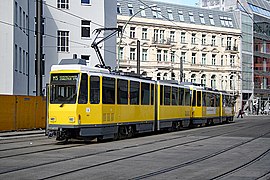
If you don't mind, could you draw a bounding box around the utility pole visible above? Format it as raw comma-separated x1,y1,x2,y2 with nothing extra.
180,56,183,82
137,40,140,75
36,0,43,96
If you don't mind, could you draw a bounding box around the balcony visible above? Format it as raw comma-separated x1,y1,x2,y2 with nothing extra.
151,38,173,47
225,46,238,52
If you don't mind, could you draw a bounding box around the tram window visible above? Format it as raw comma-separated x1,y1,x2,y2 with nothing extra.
90,76,100,104
185,89,191,106
210,93,215,107
197,91,201,106
78,73,88,104
179,88,184,105
117,79,128,104
102,77,115,104
172,87,178,105
130,81,140,105
151,84,154,105
141,82,150,105
164,86,171,105
192,90,196,106
216,94,220,107
160,85,164,105
202,92,206,106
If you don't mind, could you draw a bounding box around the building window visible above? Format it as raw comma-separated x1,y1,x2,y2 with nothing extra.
119,47,124,61
191,33,196,44
130,27,135,38
211,35,216,46
212,54,216,65
140,6,146,17
230,75,235,90
209,14,215,25
201,74,206,86
159,30,165,42
202,53,206,65
192,53,196,64
130,48,136,60
211,75,216,89
57,0,69,9
163,50,168,61
178,10,184,21
221,55,224,66
230,55,235,66
81,0,90,5
19,6,22,28
23,50,25,74
181,32,186,43
191,74,196,83
227,37,232,48
228,17,233,27
19,47,22,72
171,73,175,80
163,73,168,80
189,12,195,23
142,49,148,61
181,52,186,63
157,73,161,80
15,44,18,70
142,28,147,40
128,4,134,16
26,52,28,75
199,14,205,24
171,51,175,62
15,2,18,25
57,31,69,52
220,16,225,26
152,7,157,18
202,34,206,45
81,20,90,38
117,3,121,14
170,31,175,42
157,50,162,61
168,9,173,20
157,8,162,18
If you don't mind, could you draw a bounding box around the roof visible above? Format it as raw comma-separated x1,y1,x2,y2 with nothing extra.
117,0,239,29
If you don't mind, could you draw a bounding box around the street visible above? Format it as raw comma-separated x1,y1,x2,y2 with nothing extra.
0,116,269,180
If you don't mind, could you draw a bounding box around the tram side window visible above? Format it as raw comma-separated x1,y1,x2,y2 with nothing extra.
90,76,100,104
197,91,201,107
164,86,171,105
192,90,196,106
130,81,140,105
216,94,220,107
151,84,154,105
78,74,88,104
202,92,206,106
179,88,184,105
185,89,191,106
209,93,215,107
160,85,164,105
172,87,178,105
141,82,150,105
117,79,128,104
102,77,115,104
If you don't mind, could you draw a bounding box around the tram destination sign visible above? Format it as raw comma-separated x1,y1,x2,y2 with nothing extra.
51,74,78,82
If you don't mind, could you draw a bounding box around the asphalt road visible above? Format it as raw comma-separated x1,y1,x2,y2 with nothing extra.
0,116,269,180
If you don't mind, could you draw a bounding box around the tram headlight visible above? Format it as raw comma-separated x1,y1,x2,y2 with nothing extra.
69,117,75,123
50,117,56,122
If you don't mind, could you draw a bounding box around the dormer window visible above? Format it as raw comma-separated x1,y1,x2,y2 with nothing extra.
189,12,195,23
140,6,146,17
178,10,184,21
199,14,205,24
117,3,121,14
128,4,133,16
168,9,173,20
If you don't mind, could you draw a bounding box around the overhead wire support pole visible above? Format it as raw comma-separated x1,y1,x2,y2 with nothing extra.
36,0,43,96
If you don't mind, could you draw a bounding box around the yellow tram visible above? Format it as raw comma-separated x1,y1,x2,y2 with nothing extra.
48,59,235,141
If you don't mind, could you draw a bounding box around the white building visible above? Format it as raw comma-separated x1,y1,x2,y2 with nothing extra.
43,0,117,90
0,0,117,95
0,0,36,95
117,0,242,108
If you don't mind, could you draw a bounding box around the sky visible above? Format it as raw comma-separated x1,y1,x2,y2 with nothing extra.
155,0,199,7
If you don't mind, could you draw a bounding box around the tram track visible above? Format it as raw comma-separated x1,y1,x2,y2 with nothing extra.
129,131,270,180
210,148,270,180
1,122,265,179
0,121,268,178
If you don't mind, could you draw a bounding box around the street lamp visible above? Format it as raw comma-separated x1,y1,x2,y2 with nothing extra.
117,4,157,71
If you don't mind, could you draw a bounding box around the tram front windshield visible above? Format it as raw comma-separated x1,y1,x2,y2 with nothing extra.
50,73,80,104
